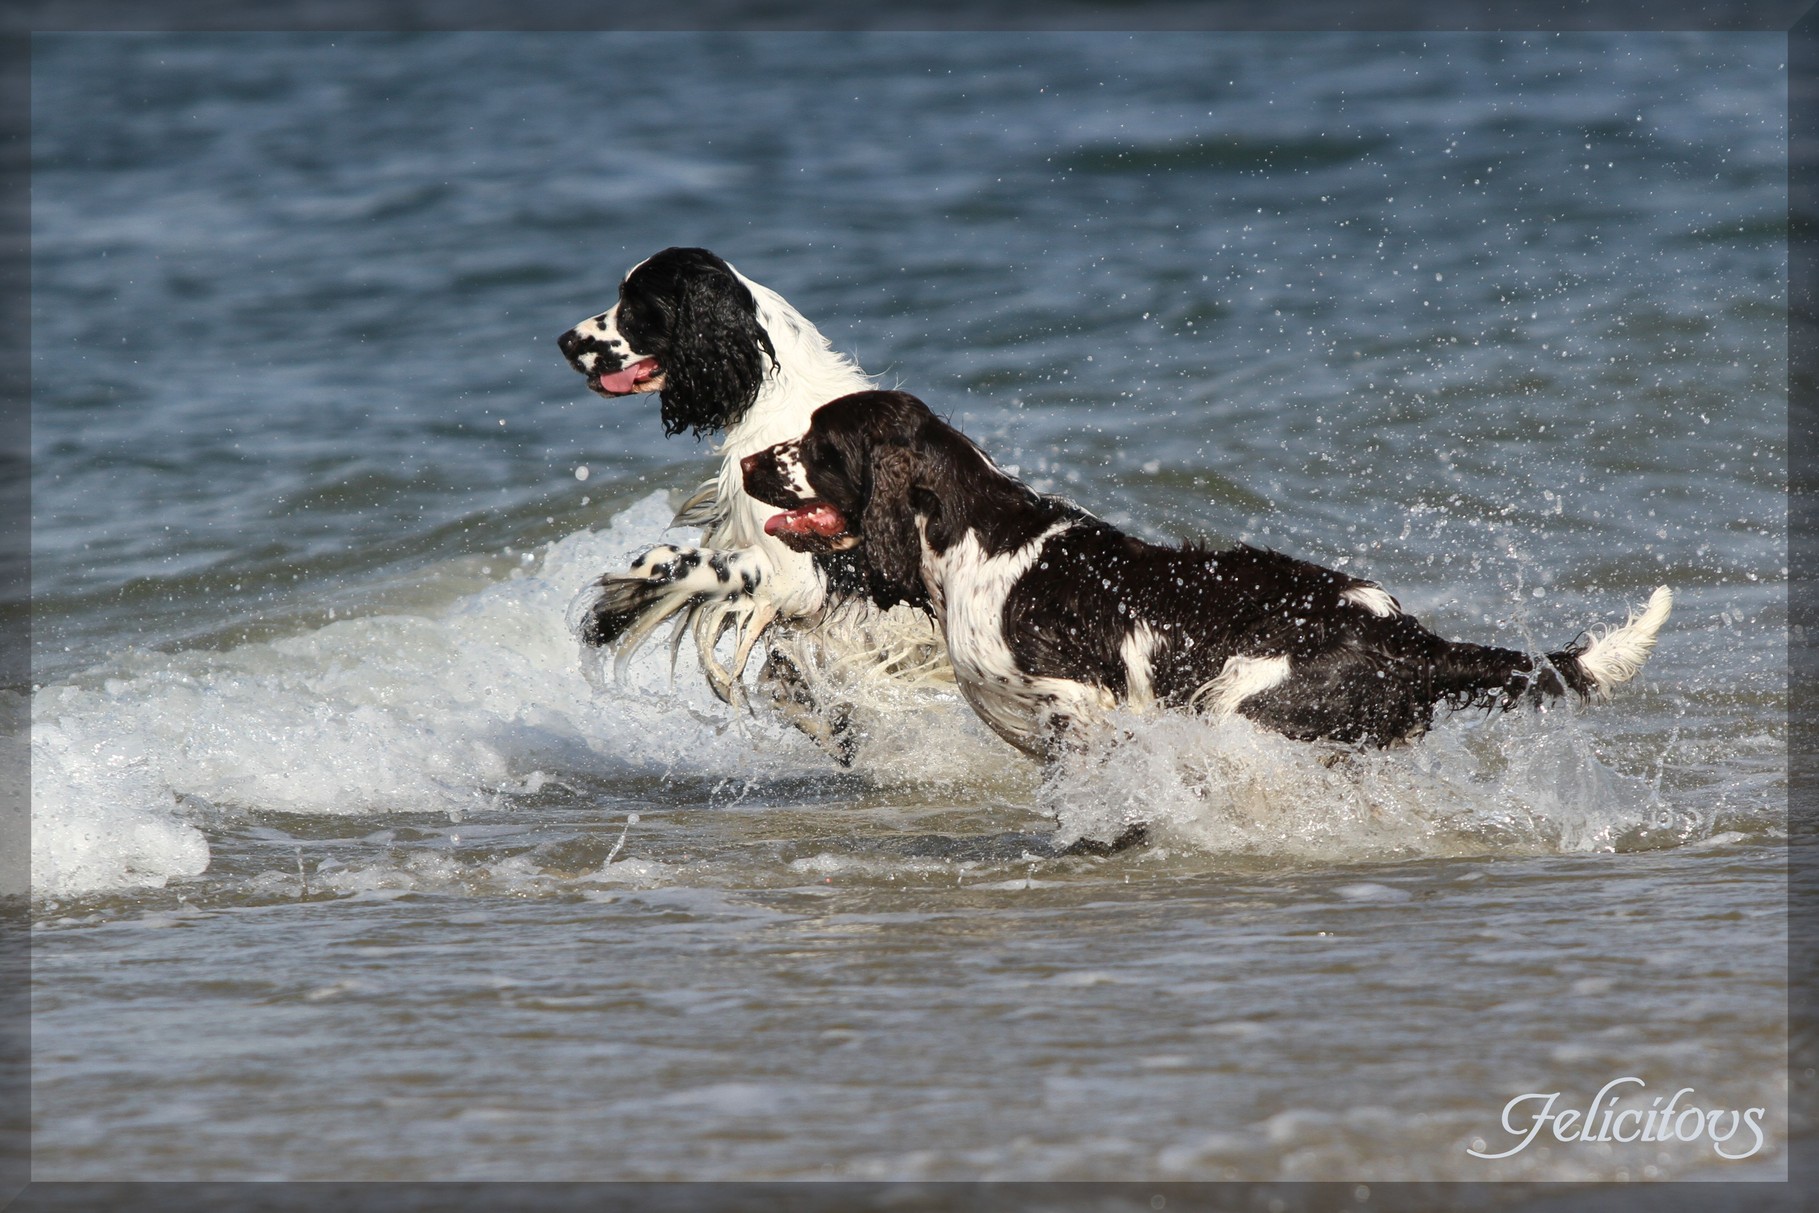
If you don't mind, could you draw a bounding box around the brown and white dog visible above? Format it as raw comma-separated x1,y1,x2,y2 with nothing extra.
743,390,1672,760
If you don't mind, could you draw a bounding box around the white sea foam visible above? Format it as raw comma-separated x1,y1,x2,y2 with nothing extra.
28,489,1702,900
31,720,210,898
30,491,998,900
1043,704,1690,861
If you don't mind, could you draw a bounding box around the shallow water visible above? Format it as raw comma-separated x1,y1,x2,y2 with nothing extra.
26,32,1788,1183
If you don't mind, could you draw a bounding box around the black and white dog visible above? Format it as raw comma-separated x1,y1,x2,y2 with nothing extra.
557,249,945,757
744,390,1672,759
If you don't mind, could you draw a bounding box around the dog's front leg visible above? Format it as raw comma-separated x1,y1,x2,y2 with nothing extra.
568,544,772,679
692,594,780,707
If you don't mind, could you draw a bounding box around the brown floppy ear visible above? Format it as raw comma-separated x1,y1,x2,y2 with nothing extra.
859,444,930,609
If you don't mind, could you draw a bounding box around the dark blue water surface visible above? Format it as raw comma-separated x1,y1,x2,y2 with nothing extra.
33,33,1784,664
28,33,1789,1183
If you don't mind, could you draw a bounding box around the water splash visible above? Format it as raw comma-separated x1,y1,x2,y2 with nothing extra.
27,491,1014,900
28,488,1716,901
1042,703,1703,862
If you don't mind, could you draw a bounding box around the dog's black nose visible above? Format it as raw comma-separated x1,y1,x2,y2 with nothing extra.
739,452,762,479
557,329,582,361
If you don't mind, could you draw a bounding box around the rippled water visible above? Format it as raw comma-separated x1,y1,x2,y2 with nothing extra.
27,32,1789,1184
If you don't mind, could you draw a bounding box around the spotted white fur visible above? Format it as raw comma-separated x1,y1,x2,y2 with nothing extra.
701,265,884,618
768,438,814,502
570,307,635,373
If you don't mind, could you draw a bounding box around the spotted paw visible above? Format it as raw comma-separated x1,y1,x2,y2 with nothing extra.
567,544,764,652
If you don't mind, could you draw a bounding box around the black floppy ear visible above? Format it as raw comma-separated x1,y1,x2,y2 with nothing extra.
659,269,780,438
859,445,932,610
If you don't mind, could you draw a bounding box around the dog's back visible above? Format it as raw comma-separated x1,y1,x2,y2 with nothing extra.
745,389,1670,759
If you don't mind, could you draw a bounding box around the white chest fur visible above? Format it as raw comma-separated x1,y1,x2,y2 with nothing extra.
919,521,1112,755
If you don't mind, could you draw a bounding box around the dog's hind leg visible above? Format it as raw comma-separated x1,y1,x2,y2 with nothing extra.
1057,822,1150,856
758,646,857,766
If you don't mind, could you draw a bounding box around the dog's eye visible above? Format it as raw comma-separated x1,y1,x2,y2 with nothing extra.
616,303,656,344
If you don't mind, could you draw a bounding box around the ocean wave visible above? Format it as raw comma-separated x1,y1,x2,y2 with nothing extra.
27,490,1032,902
30,490,1738,902
28,493,767,899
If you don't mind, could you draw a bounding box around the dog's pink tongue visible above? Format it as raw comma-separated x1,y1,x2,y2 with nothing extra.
596,358,659,394
765,503,847,538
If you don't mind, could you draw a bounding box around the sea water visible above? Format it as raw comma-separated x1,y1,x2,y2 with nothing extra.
26,32,1789,1183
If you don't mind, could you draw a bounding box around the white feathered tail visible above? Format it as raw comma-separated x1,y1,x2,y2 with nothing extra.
1569,585,1673,697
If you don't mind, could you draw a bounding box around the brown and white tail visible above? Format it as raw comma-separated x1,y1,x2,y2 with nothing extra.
1428,585,1674,712
1552,585,1674,698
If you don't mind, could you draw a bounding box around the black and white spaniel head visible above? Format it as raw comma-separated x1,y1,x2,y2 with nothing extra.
741,390,980,608
556,247,779,438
